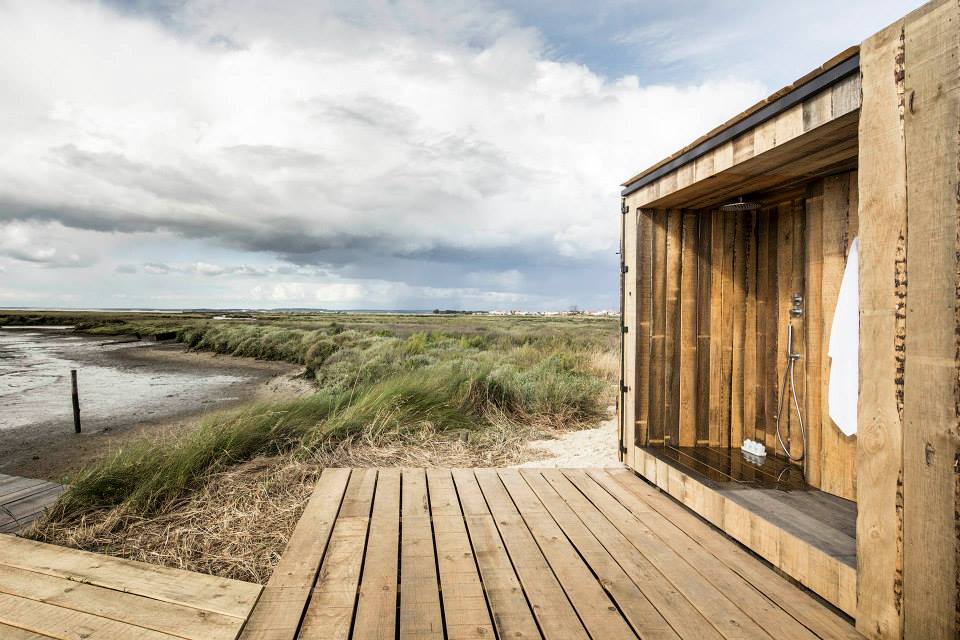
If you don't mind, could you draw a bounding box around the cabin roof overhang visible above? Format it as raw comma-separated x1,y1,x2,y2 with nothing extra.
622,47,862,211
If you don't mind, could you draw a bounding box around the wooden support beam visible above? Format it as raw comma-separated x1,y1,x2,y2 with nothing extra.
743,212,758,443
636,211,653,448
649,210,667,444
804,184,824,489
855,3,960,634
664,210,683,444
695,214,713,444
708,212,726,446
679,211,699,446
622,206,638,463
856,8,911,638
900,1,960,636
718,213,736,447
731,214,747,447
789,200,806,463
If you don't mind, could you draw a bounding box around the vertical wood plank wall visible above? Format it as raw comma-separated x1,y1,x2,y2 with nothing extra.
632,177,858,501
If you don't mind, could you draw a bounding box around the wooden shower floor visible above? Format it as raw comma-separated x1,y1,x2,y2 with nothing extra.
240,467,862,639
636,447,857,614
646,445,810,490
643,445,856,545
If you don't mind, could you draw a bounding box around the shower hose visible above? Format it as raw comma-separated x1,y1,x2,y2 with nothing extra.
775,323,806,462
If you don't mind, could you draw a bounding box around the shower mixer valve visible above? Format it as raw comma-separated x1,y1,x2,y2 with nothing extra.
790,294,803,318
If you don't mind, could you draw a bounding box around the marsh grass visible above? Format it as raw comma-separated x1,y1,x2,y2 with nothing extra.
13,311,618,579
19,313,615,515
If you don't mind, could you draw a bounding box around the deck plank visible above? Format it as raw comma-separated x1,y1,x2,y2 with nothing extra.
0,564,243,640
236,468,862,640
399,468,444,640
585,470,819,640
353,469,400,640
0,475,48,495
0,475,66,533
299,468,376,639
427,469,495,640
518,469,679,640
539,469,724,640
0,621,56,639
496,469,636,639
0,591,180,640
563,469,774,640
0,535,259,620
0,486,67,533
473,469,589,640
450,469,541,640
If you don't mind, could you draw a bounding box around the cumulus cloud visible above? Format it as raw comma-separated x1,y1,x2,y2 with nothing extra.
0,0,774,308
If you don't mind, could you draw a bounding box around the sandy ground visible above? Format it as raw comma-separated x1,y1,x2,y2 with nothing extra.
515,414,625,469
0,335,311,480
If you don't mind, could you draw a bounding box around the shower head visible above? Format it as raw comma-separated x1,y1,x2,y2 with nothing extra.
719,196,762,213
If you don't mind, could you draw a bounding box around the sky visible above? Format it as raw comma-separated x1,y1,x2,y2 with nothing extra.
0,0,922,311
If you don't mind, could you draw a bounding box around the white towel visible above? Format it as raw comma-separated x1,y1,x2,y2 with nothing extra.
828,236,859,437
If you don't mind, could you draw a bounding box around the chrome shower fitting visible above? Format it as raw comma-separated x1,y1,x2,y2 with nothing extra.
775,293,807,462
790,294,803,318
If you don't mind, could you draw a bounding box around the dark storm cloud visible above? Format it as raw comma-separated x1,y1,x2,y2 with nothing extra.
53,144,221,205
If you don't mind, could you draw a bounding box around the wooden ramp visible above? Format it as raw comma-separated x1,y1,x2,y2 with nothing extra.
0,535,261,639
0,474,66,533
241,467,863,639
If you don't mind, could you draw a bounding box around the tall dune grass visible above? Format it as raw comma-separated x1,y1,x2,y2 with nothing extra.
32,313,616,523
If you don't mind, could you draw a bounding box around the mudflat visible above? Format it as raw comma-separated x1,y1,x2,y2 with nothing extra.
0,330,304,480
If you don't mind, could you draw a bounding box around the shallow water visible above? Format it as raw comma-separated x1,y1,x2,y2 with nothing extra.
0,330,244,432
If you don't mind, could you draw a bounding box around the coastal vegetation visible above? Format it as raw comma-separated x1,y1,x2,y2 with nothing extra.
1,310,617,580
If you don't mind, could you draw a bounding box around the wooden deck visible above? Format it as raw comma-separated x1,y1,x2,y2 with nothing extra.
241,467,863,639
0,474,66,533
634,447,857,616
0,534,262,639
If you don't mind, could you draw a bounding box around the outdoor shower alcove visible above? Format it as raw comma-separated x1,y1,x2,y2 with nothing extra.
619,3,959,635
619,49,862,616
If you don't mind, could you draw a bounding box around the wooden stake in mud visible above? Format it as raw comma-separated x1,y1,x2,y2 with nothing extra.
70,369,81,433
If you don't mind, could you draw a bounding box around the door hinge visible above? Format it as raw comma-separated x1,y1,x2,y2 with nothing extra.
621,325,629,334
620,383,629,394
621,198,628,214
619,445,628,454
621,264,629,274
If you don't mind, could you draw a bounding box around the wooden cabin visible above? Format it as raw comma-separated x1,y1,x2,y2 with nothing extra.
617,1,958,637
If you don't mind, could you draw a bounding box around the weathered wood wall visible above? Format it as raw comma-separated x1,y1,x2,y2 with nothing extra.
856,1,959,637
630,177,858,501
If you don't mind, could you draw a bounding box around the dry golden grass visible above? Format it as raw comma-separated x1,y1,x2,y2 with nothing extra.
588,347,620,383
28,417,558,583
